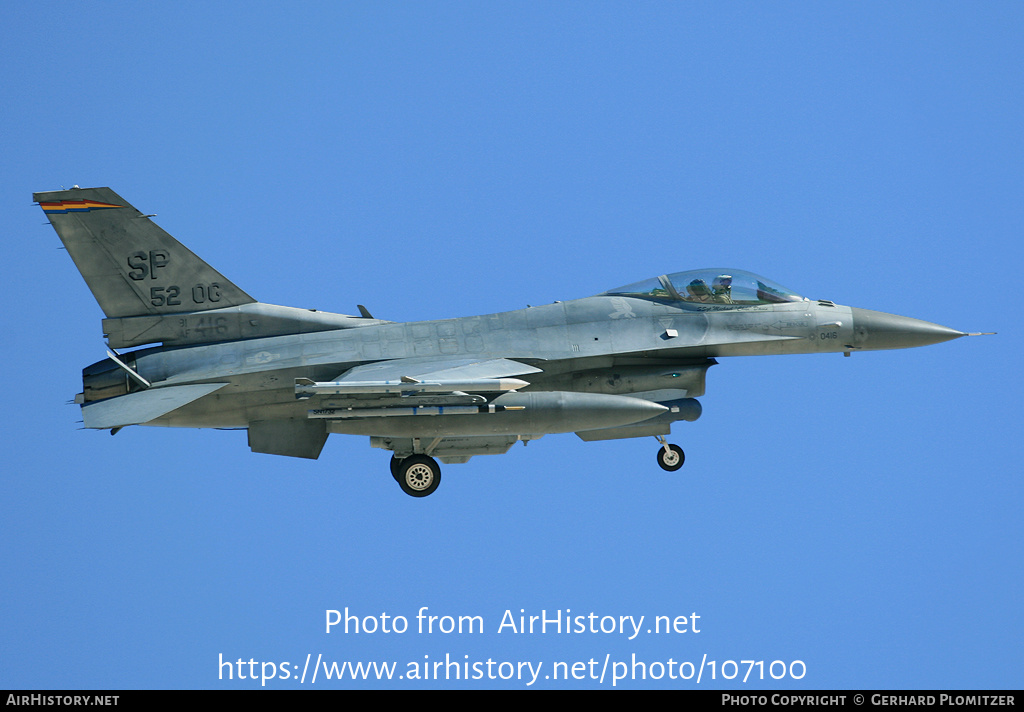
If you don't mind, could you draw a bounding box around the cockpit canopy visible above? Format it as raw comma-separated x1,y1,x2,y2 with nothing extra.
603,269,805,307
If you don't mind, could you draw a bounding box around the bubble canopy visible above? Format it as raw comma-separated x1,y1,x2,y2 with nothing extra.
602,269,805,306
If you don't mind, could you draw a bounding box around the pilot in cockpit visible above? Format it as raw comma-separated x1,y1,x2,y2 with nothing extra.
686,279,713,302
712,274,734,304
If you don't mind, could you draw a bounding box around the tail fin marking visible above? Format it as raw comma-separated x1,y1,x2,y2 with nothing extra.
34,186,255,319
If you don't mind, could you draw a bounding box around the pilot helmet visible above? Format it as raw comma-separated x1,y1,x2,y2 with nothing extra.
713,274,733,289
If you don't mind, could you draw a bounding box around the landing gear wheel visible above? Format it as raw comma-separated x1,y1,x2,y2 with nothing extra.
656,444,685,471
397,455,441,497
389,455,403,482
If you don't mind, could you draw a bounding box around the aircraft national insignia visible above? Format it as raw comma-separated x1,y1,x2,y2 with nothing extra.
608,297,637,319
39,200,124,214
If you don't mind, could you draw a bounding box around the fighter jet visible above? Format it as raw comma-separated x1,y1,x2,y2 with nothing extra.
36,187,986,497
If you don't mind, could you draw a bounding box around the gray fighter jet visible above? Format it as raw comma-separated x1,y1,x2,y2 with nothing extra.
36,187,985,497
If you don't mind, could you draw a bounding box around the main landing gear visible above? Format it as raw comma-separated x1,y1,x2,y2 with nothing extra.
655,436,685,472
388,438,683,495
390,454,442,497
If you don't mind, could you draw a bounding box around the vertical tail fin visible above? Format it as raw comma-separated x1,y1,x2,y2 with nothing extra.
35,186,255,318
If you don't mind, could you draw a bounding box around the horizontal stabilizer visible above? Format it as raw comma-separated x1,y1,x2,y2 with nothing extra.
82,383,228,429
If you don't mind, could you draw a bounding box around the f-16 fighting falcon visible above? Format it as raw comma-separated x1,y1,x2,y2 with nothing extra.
36,187,988,497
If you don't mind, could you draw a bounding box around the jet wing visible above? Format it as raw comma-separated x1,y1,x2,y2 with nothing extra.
295,356,542,402
82,383,229,429
329,356,542,384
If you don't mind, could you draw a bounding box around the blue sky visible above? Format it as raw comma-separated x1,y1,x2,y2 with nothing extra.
2,2,1020,689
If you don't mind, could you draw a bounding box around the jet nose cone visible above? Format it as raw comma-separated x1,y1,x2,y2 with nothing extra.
850,307,965,351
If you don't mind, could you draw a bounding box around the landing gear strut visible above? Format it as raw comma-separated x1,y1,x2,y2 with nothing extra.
390,454,442,497
655,437,685,472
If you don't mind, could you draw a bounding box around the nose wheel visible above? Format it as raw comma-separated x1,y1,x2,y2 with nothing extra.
655,438,685,472
390,454,442,497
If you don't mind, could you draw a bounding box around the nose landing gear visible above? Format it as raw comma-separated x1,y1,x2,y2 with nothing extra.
655,437,685,472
